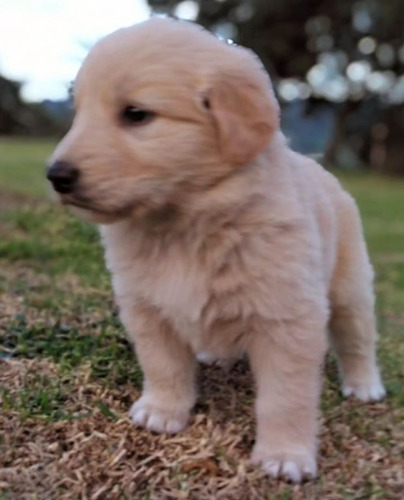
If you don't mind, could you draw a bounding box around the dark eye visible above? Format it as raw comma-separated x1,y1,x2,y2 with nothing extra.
122,106,154,125
202,96,211,110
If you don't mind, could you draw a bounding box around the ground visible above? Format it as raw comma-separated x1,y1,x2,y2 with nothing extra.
0,138,403,500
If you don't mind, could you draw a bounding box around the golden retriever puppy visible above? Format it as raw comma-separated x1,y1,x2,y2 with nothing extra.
47,17,385,482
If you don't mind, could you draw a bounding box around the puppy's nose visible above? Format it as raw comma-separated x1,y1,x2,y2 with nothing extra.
46,161,79,194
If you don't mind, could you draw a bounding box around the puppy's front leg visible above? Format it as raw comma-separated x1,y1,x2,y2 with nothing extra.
122,303,196,434
248,314,327,483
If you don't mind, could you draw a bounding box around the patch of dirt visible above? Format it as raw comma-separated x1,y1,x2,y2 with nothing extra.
0,265,55,344
1,358,403,500
0,262,110,337
0,190,35,214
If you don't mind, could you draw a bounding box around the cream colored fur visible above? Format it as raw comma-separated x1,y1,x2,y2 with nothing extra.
49,17,385,483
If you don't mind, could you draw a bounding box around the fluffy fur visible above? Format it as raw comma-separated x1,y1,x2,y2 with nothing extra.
48,17,385,482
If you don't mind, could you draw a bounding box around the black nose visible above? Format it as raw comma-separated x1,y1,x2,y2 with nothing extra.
47,161,79,194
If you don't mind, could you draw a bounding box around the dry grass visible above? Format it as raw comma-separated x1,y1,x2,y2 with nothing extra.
0,140,404,499
1,356,403,500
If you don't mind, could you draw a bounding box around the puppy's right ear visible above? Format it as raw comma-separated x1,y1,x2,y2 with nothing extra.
206,71,280,165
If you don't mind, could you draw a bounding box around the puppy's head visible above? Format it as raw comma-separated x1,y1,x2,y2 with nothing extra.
47,17,280,223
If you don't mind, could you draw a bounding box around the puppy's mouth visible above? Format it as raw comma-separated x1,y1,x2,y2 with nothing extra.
60,192,134,219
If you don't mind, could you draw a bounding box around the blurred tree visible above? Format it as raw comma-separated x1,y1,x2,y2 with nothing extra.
0,75,27,135
148,0,404,173
0,74,70,137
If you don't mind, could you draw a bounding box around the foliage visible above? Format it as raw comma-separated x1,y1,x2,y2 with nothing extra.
148,0,404,173
0,75,70,136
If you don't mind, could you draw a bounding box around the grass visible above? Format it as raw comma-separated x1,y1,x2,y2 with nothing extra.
3,314,142,386
0,138,55,197
1,371,74,422
0,139,403,499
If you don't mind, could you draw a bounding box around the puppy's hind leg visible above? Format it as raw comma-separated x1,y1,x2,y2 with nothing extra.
329,195,385,401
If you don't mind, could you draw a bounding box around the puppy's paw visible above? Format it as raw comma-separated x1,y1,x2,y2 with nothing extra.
129,395,190,434
342,370,386,401
251,446,317,483
196,351,218,365
196,351,238,371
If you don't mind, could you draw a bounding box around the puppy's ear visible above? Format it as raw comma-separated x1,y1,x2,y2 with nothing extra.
207,72,280,165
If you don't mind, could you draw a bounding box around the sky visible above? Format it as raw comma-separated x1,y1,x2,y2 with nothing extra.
0,0,151,102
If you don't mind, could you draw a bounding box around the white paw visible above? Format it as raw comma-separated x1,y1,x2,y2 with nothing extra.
251,447,317,483
196,351,239,370
196,351,218,365
129,396,190,434
342,371,386,401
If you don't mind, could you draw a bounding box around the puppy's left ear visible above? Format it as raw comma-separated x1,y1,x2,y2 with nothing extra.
206,71,280,165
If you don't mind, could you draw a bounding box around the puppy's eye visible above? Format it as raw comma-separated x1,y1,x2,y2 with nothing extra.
202,96,211,110
122,106,154,125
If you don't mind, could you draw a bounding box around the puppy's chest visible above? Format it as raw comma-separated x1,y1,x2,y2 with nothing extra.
143,256,208,322
109,242,209,324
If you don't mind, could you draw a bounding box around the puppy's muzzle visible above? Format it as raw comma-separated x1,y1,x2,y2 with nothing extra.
47,161,80,194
